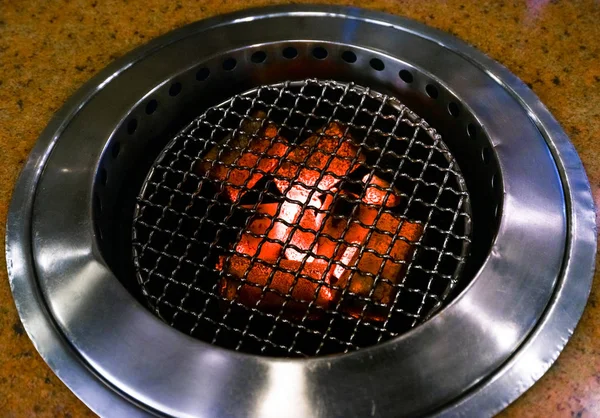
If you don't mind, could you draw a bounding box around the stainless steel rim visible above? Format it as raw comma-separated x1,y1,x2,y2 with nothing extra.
5,5,596,418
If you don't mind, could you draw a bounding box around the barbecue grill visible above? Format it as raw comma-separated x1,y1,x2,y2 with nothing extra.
6,6,596,417
132,79,473,356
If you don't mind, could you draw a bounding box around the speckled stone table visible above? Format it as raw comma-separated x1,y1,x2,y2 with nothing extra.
0,1,598,416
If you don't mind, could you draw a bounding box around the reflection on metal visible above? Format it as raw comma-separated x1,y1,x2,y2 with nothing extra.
5,5,596,418
258,363,311,418
132,81,471,355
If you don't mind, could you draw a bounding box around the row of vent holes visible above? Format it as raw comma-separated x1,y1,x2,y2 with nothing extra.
108,46,496,203
400,67,492,168
246,45,491,167
427,81,494,185
209,50,491,172
104,60,189,200
491,171,501,218
344,52,493,170
99,63,191,219
122,46,488,172
398,61,498,217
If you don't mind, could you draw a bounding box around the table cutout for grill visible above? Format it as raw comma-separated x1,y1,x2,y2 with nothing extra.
132,79,472,357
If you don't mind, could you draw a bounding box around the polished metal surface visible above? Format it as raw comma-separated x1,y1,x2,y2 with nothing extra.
5,5,596,418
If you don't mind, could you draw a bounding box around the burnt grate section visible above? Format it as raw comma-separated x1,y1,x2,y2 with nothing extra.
132,79,471,357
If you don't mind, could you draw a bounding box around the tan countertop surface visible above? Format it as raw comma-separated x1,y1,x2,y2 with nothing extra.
0,0,598,416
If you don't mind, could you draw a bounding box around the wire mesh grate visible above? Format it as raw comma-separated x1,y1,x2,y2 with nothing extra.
132,79,472,357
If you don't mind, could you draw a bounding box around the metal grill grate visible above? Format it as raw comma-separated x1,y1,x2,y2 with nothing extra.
132,79,472,357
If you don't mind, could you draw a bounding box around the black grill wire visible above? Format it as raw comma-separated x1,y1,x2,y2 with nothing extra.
132,79,472,357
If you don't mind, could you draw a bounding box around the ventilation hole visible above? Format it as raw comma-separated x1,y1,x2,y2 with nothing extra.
283,46,298,59
94,193,102,214
145,99,158,115
251,51,267,63
97,227,103,241
467,123,477,139
169,82,182,97
399,69,413,83
341,50,357,63
312,46,328,60
448,102,460,117
99,167,107,186
370,58,385,71
112,141,120,158
491,174,496,189
482,147,491,164
196,67,210,81
426,84,439,99
223,58,237,71
494,204,500,218
127,118,137,135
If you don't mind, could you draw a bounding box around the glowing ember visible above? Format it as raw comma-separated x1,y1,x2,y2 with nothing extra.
199,114,424,321
196,113,288,202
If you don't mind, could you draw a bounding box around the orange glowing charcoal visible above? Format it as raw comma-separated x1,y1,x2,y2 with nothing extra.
196,111,270,174
282,184,333,261
330,204,423,320
246,194,307,261
211,118,424,322
338,205,423,282
195,112,288,202
235,203,286,261
219,256,336,316
362,174,402,207
236,195,327,263
219,139,287,202
238,186,335,263
316,211,348,260
287,207,323,259
274,122,365,194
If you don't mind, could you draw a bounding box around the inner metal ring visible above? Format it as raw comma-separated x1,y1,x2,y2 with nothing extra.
5,5,595,418
132,79,472,356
